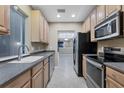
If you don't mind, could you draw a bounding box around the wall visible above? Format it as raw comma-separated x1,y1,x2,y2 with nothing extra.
48,22,82,64
98,38,124,52
18,5,47,52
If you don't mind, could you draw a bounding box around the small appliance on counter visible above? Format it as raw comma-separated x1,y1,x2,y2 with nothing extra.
73,32,97,76
86,47,124,88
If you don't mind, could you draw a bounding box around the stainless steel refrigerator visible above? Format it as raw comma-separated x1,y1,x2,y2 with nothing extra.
73,32,97,76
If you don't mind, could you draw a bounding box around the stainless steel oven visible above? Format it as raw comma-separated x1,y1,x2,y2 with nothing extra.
95,12,123,40
86,58,105,88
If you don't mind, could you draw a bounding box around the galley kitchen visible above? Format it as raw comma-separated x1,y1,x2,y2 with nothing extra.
0,5,124,88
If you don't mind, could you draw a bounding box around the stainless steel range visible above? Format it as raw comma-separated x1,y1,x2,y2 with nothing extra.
86,47,124,88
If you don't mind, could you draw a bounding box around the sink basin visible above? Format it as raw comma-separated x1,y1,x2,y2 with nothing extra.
8,56,44,63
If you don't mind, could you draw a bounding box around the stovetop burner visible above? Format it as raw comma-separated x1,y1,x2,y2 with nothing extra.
87,54,124,64
87,47,124,64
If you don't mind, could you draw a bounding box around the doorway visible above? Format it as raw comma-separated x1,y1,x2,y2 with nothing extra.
57,31,75,55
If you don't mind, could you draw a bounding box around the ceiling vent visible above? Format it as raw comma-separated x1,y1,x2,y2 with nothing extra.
57,9,65,13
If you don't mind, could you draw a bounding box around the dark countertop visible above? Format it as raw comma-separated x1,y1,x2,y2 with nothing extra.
0,51,55,87
104,62,124,74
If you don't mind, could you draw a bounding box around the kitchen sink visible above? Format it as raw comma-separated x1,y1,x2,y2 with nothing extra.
8,56,44,63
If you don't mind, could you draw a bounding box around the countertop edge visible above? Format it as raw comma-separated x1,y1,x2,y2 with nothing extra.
104,63,124,74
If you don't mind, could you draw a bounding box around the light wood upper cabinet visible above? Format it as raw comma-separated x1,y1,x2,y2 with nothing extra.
90,9,97,42
122,5,124,11
31,10,49,44
106,5,121,17
39,13,44,42
85,17,91,32
43,19,49,43
0,5,10,35
96,5,106,24
31,10,41,42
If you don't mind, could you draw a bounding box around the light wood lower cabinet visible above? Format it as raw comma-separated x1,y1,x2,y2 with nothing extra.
106,67,124,88
32,61,44,88
22,81,31,88
3,70,31,88
106,77,123,88
44,59,49,87
32,69,44,88
1,55,55,88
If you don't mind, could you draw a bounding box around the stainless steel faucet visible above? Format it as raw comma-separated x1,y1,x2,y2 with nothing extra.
18,45,29,61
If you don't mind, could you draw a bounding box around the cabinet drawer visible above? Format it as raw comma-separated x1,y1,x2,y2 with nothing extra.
106,77,123,88
106,67,124,86
32,62,43,76
4,70,31,88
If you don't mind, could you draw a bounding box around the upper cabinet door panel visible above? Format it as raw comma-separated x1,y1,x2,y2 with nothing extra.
85,17,91,32
0,5,10,34
106,5,121,17
90,9,97,42
0,6,5,27
96,5,106,24
91,9,97,29
31,10,41,42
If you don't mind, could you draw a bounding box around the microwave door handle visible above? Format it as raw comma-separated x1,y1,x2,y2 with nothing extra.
107,23,112,34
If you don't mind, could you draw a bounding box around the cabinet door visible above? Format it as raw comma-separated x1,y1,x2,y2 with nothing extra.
31,10,40,42
122,5,124,11
22,81,31,88
46,21,49,43
44,63,49,87
97,5,106,24
4,5,10,32
3,70,31,88
106,5,121,17
90,9,97,42
0,6,5,27
0,5,8,34
32,69,44,88
43,19,48,43
85,17,90,32
39,14,44,42
106,77,123,88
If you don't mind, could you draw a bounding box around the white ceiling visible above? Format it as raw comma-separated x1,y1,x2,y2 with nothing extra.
31,5,96,22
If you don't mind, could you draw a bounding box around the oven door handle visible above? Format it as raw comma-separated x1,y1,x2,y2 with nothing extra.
87,58,104,70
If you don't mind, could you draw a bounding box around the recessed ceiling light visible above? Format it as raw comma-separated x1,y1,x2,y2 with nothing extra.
71,14,76,18
64,38,68,41
57,14,61,18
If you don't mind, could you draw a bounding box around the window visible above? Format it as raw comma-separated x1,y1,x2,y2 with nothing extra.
0,6,26,58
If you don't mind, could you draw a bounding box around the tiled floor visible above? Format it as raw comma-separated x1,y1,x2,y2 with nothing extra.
47,53,87,88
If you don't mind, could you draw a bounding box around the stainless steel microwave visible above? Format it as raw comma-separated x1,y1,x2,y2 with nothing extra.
95,12,123,40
